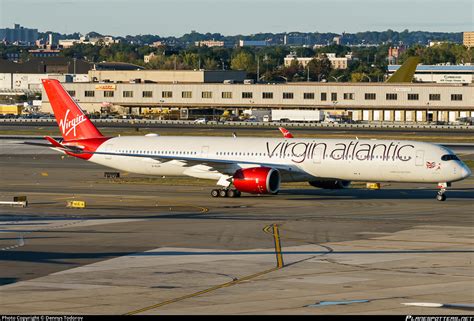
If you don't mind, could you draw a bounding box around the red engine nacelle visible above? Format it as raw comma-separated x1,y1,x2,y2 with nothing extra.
233,167,280,195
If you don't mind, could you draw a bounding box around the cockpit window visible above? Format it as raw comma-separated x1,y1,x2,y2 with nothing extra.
441,154,460,161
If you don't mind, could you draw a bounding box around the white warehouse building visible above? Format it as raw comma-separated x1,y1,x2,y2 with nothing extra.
41,81,474,123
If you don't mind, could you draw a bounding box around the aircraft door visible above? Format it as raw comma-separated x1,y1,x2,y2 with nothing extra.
104,144,113,160
415,150,424,166
312,146,324,164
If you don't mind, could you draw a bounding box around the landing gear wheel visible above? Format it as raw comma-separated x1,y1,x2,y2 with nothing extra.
211,189,220,197
234,190,241,198
436,193,446,201
226,189,236,198
219,189,228,197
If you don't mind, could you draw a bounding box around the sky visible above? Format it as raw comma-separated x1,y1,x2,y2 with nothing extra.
0,0,472,36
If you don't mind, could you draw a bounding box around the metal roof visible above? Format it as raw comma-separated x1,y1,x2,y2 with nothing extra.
388,65,474,72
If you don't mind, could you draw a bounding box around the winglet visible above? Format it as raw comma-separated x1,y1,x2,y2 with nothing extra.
278,127,294,138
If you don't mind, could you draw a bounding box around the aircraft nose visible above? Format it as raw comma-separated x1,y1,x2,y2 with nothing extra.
461,165,472,179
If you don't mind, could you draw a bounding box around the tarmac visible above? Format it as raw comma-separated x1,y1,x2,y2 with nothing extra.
0,142,473,315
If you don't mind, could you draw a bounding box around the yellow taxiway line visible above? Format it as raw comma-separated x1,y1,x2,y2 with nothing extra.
125,223,283,315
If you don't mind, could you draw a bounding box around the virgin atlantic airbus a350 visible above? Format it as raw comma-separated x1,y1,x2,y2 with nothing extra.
38,79,471,201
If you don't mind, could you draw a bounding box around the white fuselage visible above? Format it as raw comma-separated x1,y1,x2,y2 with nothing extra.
85,136,470,184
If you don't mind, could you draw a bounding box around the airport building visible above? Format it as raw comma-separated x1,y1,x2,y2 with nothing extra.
40,75,474,123
387,65,474,84
0,59,152,94
284,53,351,70
0,58,92,94
88,69,247,84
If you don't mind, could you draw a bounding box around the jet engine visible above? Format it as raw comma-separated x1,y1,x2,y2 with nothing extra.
233,167,280,194
309,180,351,189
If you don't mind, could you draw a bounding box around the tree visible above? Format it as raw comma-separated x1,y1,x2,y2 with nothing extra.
280,59,302,82
182,52,200,69
203,58,218,70
230,51,255,71
307,55,332,81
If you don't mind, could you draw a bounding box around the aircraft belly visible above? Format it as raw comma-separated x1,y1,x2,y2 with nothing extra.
89,154,187,176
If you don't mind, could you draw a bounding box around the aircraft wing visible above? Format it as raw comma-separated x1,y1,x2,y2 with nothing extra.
115,151,303,175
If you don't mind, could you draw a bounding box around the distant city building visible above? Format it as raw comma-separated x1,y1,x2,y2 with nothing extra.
284,34,306,46
429,41,450,47
0,24,38,45
387,64,474,84
5,52,20,62
284,53,351,70
58,35,119,48
239,40,268,47
47,33,56,46
144,52,158,64
150,41,165,48
333,36,341,45
388,46,406,65
58,39,79,48
194,40,226,47
463,31,474,48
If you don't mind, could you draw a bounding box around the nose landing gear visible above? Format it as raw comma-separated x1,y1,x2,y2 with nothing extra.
436,191,446,202
436,182,450,201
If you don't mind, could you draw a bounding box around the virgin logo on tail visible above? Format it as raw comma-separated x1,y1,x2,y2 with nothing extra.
59,109,87,137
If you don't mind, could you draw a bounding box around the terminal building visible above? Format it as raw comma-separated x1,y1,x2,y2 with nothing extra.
40,69,474,123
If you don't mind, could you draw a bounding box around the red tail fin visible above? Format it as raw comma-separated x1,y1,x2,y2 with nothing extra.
42,79,103,141
278,127,294,139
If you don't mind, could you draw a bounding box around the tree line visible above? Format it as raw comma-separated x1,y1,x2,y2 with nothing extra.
1,41,471,83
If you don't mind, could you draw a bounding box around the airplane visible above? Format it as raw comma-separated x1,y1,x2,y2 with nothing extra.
38,79,471,201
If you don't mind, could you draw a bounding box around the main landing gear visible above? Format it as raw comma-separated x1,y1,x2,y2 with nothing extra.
211,188,241,198
436,182,450,201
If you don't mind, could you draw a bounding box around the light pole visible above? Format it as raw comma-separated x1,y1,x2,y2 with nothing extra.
256,56,259,82
307,63,310,82
159,99,165,120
